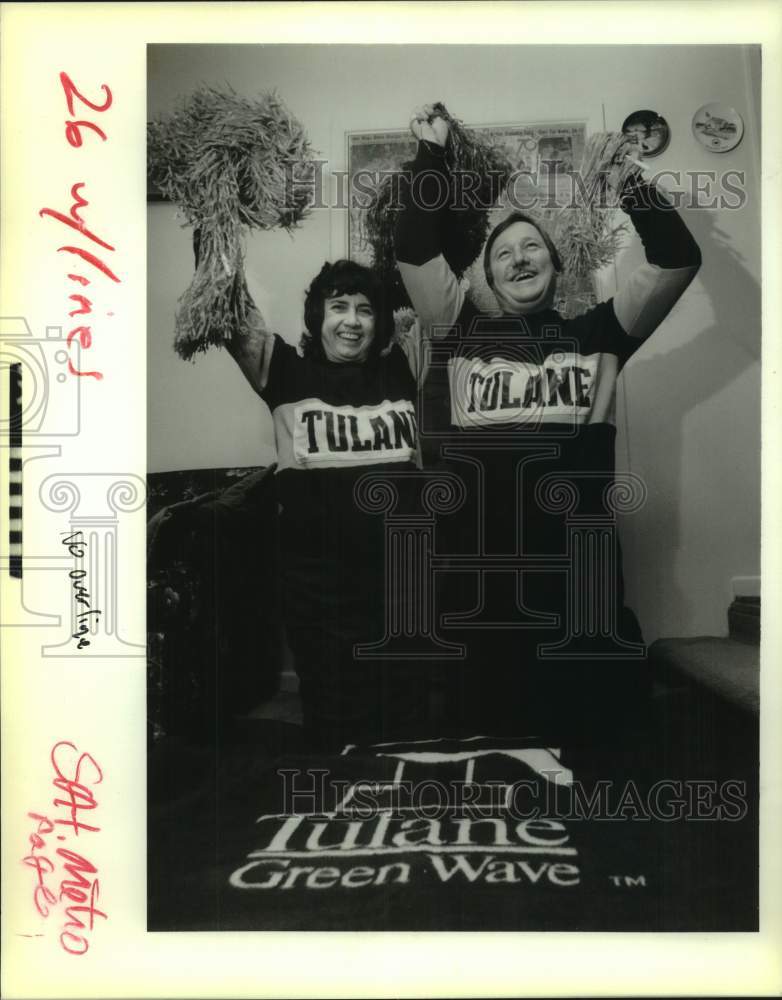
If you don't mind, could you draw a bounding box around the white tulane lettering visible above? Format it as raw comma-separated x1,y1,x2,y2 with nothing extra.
248,814,574,855
452,817,511,846
304,820,365,852
450,355,597,428
246,815,573,856
293,400,418,465
391,818,444,848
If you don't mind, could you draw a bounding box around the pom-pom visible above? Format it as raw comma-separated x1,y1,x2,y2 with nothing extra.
463,132,640,319
148,86,317,359
363,102,512,311
555,131,638,280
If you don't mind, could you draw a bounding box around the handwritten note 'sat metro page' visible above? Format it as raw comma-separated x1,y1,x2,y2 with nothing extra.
22,743,106,956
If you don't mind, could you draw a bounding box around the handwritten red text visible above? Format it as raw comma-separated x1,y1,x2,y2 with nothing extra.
39,73,119,380
21,742,107,955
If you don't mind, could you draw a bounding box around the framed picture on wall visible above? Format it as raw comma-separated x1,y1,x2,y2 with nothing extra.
346,120,587,264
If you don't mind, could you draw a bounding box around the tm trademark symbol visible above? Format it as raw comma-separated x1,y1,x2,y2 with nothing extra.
609,874,646,887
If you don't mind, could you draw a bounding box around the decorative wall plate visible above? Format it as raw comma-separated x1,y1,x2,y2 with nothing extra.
692,103,744,152
621,109,670,158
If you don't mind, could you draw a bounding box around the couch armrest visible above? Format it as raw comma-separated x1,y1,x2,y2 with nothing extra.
649,637,759,716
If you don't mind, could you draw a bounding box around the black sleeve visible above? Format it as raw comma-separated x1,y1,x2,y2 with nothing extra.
569,301,638,370
390,341,420,392
258,334,299,411
619,177,702,269
394,140,451,266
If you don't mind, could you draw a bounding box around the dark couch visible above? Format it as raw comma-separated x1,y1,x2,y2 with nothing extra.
147,466,283,749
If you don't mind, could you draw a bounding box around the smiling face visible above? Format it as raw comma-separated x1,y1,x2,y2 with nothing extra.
320,292,376,364
488,221,557,314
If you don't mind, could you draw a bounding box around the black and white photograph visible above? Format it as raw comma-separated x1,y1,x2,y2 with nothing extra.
146,42,761,933
2,4,780,998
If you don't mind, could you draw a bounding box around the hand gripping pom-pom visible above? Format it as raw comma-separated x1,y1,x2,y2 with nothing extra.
363,102,513,312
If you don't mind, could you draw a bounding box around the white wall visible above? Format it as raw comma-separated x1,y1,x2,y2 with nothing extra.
148,44,761,641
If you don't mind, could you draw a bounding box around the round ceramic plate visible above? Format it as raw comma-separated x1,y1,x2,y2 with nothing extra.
621,109,671,158
692,103,744,152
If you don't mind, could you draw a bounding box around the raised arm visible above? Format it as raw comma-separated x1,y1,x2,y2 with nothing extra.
192,229,275,397
224,300,275,398
394,109,465,334
612,176,702,342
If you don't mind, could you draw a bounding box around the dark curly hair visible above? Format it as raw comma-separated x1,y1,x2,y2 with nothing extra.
300,259,394,362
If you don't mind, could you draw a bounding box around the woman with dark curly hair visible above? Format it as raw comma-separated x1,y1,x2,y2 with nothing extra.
225,258,425,751
299,259,395,361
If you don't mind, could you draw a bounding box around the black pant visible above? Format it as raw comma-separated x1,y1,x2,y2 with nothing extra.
283,549,433,752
